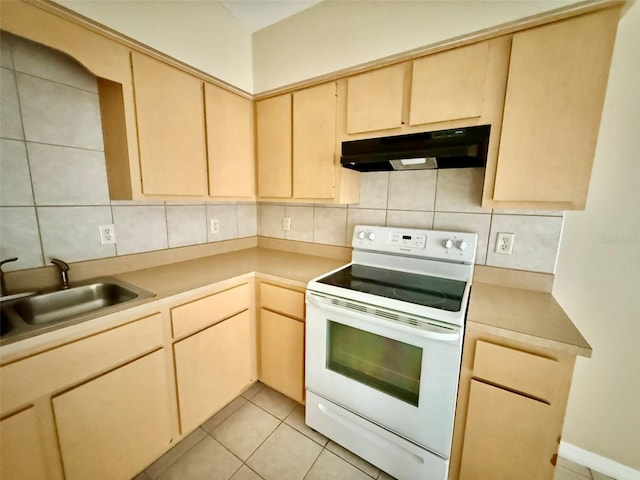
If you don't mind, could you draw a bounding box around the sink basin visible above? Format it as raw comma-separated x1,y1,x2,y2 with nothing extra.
13,282,139,325
1,277,155,343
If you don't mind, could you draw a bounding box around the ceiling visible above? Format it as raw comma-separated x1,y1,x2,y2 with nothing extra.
220,0,322,33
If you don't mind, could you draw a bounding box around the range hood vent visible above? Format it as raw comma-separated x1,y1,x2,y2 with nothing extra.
341,125,491,172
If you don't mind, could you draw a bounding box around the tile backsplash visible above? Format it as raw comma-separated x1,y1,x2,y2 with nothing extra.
0,31,563,275
0,32,256,272
259,169,565,273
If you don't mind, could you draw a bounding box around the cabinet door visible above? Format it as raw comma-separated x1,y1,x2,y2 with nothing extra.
174,310,252,433
346,64,405,134
131,52,208,196
205,84,255,197
0,408,49,480
52,350,172,480
259,309,304,403
256,94,292,198
293,83,337,199
409,42,489,126
493,9,619,209
459,380,556,480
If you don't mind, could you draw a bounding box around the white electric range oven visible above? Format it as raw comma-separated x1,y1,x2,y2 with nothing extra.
305,225,477,480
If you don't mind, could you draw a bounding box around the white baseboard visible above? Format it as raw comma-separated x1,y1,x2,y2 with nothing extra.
559,441,640,480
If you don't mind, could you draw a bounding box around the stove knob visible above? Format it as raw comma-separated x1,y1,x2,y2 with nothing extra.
443,239,454,249
457,240,469,251
357,231,366,240
367,232,377,241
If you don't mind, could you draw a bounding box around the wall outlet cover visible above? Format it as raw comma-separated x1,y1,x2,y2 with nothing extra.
495,232,515,255
99,224,116,245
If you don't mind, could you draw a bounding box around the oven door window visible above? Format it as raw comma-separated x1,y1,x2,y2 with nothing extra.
326,320,422,406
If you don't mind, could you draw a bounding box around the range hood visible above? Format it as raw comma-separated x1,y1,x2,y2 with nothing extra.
341,125,491,172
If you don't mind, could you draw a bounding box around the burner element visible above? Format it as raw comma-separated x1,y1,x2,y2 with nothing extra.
392,288,447,306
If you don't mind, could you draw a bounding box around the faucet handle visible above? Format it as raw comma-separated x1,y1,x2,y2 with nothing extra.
0,257,18,268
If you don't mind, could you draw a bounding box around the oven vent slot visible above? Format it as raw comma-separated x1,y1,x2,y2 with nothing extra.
329,297,446,332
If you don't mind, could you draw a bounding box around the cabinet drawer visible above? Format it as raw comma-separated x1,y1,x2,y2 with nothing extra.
472,340,559,402
0,313,163,415
260,283,304,320
171,283,250,338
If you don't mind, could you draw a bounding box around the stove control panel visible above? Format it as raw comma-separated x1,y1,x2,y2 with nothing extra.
352,225,477,263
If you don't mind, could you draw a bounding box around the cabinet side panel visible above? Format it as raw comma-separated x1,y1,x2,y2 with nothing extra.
493,9,619,206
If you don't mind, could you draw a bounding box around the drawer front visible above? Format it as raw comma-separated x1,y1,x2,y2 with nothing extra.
0,313,163,415
472,340,559,403
260,283,304,320
171,283,250,338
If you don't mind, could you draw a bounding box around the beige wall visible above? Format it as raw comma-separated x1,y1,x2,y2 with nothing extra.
56,0,254,93
553,0,640,470
252,0,576,92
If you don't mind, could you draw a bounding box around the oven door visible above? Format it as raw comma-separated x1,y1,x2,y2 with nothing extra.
305,291,463,458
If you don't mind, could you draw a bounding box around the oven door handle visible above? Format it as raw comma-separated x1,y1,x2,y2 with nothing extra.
306,292,461,342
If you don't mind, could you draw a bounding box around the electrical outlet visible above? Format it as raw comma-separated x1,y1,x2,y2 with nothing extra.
99,224,116,245
283,217,291,232
210,219,220,234
495,232,515,255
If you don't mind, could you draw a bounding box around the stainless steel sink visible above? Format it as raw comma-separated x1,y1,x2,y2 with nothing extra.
1,277,155,343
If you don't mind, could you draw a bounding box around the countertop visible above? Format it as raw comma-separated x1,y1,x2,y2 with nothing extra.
1,245,591,360
467,282,592,357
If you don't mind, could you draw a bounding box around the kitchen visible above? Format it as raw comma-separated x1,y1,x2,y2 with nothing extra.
0,1,638,480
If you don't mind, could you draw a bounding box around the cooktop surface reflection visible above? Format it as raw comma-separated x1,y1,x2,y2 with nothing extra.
318,264,466,312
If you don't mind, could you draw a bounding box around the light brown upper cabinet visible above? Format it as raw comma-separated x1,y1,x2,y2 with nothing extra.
410,42,490,126
485,8,620,210
256,94,293,198
256,82,353,202
346,64,406,134
131,52,208,196
293,82,338,199
205,84,255,198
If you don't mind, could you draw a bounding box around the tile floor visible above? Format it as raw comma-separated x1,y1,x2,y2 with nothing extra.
133,382,614,480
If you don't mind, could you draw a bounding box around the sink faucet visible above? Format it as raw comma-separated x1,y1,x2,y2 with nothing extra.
0,257,18,296
50,258,70,290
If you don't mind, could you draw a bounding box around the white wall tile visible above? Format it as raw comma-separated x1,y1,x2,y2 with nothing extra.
38,206,115,263
387,170,437,211
0,207,43,271
9,33,98,92
433,212,492,264
237,204,258,238
206,204,238,242
0,139,33,206
492,208,564,217
313,206,347,246
112,206,168,255
16,73,104,150
351,171,389,209
166,205,207,248
346,208,386,244
259,204,285,239
435,168,490,213
1,68,24,140
28,143,110,205
486,214,564,273
285,205,314,242
386,210,434,229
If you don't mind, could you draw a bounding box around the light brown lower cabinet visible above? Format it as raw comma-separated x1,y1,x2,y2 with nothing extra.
459,380,556,480
258,282,305,403
0,407,49,480
52,350,172,480
174,310,253,433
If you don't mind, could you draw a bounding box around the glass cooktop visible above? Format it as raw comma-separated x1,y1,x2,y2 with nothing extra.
318,264,466,312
